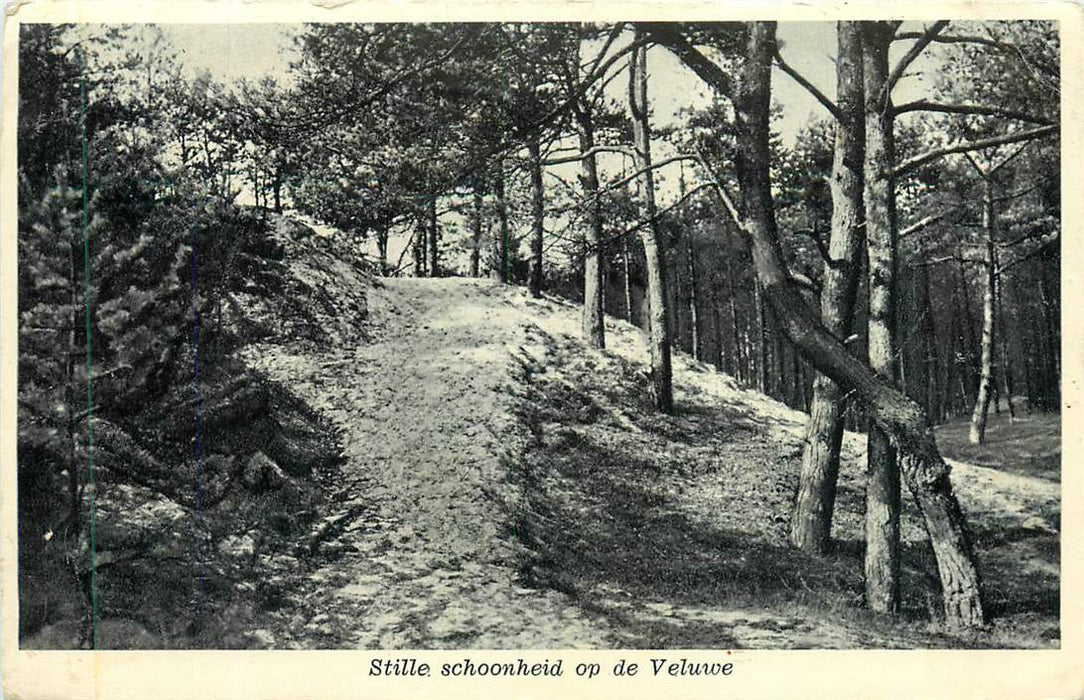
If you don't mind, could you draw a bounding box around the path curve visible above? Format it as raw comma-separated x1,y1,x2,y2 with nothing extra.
245,278,607,649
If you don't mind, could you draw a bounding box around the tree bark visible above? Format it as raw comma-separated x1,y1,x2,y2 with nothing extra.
623,237,635,325
861,21,902,615
710,284,725,370
755,279,769,393
412,216,426,278
969,177,998,444
376,224,389,275
656,20,984,627
426,195,440,278
528,134,545,298
725,253,745,384
957,260,980,395
470,175,484,278
996,269,1016,420
916,249,942,424
576,104,606,348
791,21,866,556
687,237,701,360
273,169,282,214
629,37,673,412
493,163,510,283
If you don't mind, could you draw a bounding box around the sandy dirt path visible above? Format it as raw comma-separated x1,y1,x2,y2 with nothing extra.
245,278,606,649
242,277,1057,650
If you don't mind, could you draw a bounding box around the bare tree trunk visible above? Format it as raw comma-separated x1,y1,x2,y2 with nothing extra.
528,134,545,298
687,237,701,360
623,237,635,325
996,269,1016,420
755,279,769,394
656,20,983,627
861,21,901,615
790,20,865,555
413,217,427,278
629,36,673,412
376,224,389,275
470,175,483,278
957,260,980,395
710,284,725,370
969,178,999,442
492,164,509,283
427,195,440,278
576,105,606,348
726,254,745,384
66,222,81,532
916,250,942,424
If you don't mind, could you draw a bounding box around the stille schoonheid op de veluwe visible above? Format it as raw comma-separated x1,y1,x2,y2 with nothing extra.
17,20,1060,651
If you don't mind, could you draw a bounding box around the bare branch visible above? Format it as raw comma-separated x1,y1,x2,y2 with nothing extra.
691,147,745,232
774,49,843,122
990,140,1033,175
892,125,1057,179
594,154,701,202
993,182,1045,204
893,31,1006,49
899,209,956,238
913,254,985,267
886,21,949,96
1000,234,1058,272
892,99,1052,126
641,23,737,99
542,144,634,166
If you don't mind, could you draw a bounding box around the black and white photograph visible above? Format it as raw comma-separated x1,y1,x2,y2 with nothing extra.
3,4,1078,690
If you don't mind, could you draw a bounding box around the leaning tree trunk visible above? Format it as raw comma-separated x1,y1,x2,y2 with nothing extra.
656,20,984,627
528,134,545,298
861,21,902,615
790,20,866,556
576,104,606,348
969,177,998,444
629,36,673,412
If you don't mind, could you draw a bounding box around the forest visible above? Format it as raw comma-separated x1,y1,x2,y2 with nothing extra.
16,20,1060,650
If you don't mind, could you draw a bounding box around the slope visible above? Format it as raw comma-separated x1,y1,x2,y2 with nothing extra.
242,275,1059,650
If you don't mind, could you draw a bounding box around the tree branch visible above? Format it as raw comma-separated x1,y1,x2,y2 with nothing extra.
892,99,1053,126
899,209,956,238
641,23,737,99
774,49,843,122
1000,234,1058,272
542,144,634,166
886,21,949,96
893,31,1006,49
892,125,1057,179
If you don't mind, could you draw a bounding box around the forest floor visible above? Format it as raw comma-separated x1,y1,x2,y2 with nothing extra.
242,277,1060,650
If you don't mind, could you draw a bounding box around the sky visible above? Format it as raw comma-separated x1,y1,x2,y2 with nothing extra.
161,22,942,146
158,22,946,266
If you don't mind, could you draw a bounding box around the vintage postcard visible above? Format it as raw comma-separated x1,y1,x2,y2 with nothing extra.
1,0,1081,698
